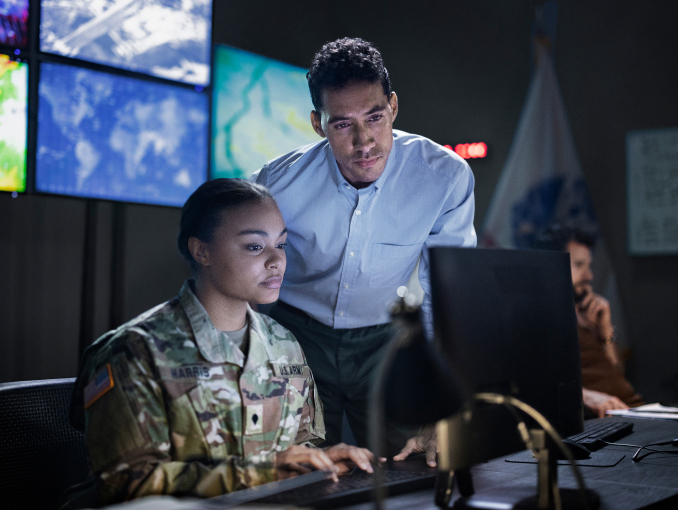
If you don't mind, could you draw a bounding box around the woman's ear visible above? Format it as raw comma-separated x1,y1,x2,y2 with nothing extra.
188,237,210,267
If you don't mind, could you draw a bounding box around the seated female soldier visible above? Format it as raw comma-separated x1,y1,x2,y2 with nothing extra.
67,179,375,506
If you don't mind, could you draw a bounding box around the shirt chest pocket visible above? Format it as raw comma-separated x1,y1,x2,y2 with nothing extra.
369,243,423,287
186,379,243,461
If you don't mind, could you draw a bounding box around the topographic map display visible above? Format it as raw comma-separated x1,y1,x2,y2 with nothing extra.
40,0,211,86
0,55,27,192
36,62,208,206
211,45,320,179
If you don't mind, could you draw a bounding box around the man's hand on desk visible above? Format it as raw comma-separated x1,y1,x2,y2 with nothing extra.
392,425,437,467
583,387,629,418
275,443,379,482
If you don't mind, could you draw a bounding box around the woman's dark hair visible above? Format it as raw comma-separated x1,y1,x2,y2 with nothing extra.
178,178,273,271
307,37,392,111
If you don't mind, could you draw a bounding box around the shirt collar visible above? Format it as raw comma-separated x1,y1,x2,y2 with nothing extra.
179,280,249,366
328,132,397,194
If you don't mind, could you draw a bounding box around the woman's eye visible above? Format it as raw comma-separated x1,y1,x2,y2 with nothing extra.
276,243,287,250
247,245,263,252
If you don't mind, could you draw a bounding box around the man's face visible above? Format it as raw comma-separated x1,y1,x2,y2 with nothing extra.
566,241,594,299
311,81,398,189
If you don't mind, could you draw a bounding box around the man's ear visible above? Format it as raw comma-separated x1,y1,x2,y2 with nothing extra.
389,92,399,122
188,237,210,268
311,111,326,138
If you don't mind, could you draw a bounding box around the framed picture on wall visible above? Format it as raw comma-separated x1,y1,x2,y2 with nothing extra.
626,127,678,255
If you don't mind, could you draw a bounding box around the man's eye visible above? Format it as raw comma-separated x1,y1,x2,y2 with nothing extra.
369,114,383,122
335,122,349,129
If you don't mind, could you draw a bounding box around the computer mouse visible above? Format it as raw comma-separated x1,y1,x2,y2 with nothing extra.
562,438,592,460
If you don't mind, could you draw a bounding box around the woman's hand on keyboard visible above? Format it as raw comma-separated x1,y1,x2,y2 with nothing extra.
275,443,379,482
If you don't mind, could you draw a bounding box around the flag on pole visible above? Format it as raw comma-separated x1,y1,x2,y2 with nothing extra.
479,42,628,348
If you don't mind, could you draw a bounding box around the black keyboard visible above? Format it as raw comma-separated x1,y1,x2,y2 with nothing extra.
252,467,437,508
567,420,634,451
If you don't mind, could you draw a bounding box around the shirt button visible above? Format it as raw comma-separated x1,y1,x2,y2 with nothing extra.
344,284,349,289
339,311,344,316
355,210,362,215
349,252,355,257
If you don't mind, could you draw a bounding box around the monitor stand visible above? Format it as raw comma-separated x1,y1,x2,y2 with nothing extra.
435,430,600,510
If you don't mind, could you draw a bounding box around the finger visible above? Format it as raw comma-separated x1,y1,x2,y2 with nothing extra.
425,443,437,467
393,443,417,461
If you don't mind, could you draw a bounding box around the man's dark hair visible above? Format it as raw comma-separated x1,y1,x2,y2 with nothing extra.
178,178,273,271
533,224,596,252
307,37,392,111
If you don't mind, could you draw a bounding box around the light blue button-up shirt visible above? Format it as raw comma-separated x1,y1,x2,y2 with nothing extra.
252,129,476,331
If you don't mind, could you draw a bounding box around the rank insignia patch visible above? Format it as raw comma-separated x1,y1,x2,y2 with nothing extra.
84,363,114,409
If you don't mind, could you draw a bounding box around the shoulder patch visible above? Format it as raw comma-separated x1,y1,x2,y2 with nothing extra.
84,363,114,409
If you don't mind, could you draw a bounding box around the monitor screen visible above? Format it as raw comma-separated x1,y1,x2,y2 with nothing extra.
36,62,208,207
0,0,28,49
39,0,212,86
0,54,27,192
211,45,320,179
430,247,584,469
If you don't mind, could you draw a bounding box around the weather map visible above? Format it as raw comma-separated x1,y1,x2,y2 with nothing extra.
0,55,27,192
211,45,320,179
36,62,208,206
39,0,211,86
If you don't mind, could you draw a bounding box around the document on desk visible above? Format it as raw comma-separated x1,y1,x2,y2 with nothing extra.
606,402,678,420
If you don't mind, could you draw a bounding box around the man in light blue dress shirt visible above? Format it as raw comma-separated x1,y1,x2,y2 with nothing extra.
252,38,476,462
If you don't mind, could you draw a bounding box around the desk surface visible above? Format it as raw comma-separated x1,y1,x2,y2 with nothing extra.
342,416,678,510
99,417,678,510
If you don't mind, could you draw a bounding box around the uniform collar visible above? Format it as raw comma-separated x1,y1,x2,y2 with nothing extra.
179,280,262,367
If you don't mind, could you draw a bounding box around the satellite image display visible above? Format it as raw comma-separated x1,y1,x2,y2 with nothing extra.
211,45,320,179
36,62,208,206
0,55,27,192
0,0,28,48
40,0,211,86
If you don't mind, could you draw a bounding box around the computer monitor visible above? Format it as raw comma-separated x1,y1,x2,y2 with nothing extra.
429,247,584,470
36,62,208,207
39,0,212,86
211,45,320,179
0,54,27,193
0,0,28,49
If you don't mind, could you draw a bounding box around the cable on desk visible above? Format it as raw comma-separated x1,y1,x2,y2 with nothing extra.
600,439,678,462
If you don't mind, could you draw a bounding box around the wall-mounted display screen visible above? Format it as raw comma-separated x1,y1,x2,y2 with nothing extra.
0,0,28,48
211,45,320,179
39,0,212,86
0,55,27,192
36,62,208,206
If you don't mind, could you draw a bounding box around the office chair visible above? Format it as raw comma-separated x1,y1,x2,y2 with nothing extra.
0,378,90,510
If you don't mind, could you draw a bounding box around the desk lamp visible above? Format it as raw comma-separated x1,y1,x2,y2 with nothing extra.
368,287,464,509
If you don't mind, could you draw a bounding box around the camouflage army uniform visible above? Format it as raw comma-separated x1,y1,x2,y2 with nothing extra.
69,281,325,505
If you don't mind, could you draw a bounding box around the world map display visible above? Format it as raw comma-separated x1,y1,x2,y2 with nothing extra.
36,62,208,206
0,55,27,192
40,0,211,86
211,45,320,179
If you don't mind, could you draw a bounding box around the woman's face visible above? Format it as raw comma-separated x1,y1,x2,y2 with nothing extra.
193,198,287,306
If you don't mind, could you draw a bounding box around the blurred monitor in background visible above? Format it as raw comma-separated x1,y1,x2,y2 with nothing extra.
211,45,320,180
0,0,28,49
0,54,27,192
36,62,208,206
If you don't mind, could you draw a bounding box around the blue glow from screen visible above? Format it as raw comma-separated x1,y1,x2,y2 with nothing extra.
39,0,212,86
36,62,209,207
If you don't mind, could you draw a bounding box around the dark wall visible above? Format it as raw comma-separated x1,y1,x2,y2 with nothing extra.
2,0,677,404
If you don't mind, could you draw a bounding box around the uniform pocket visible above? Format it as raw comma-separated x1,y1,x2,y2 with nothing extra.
369,243,423,287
